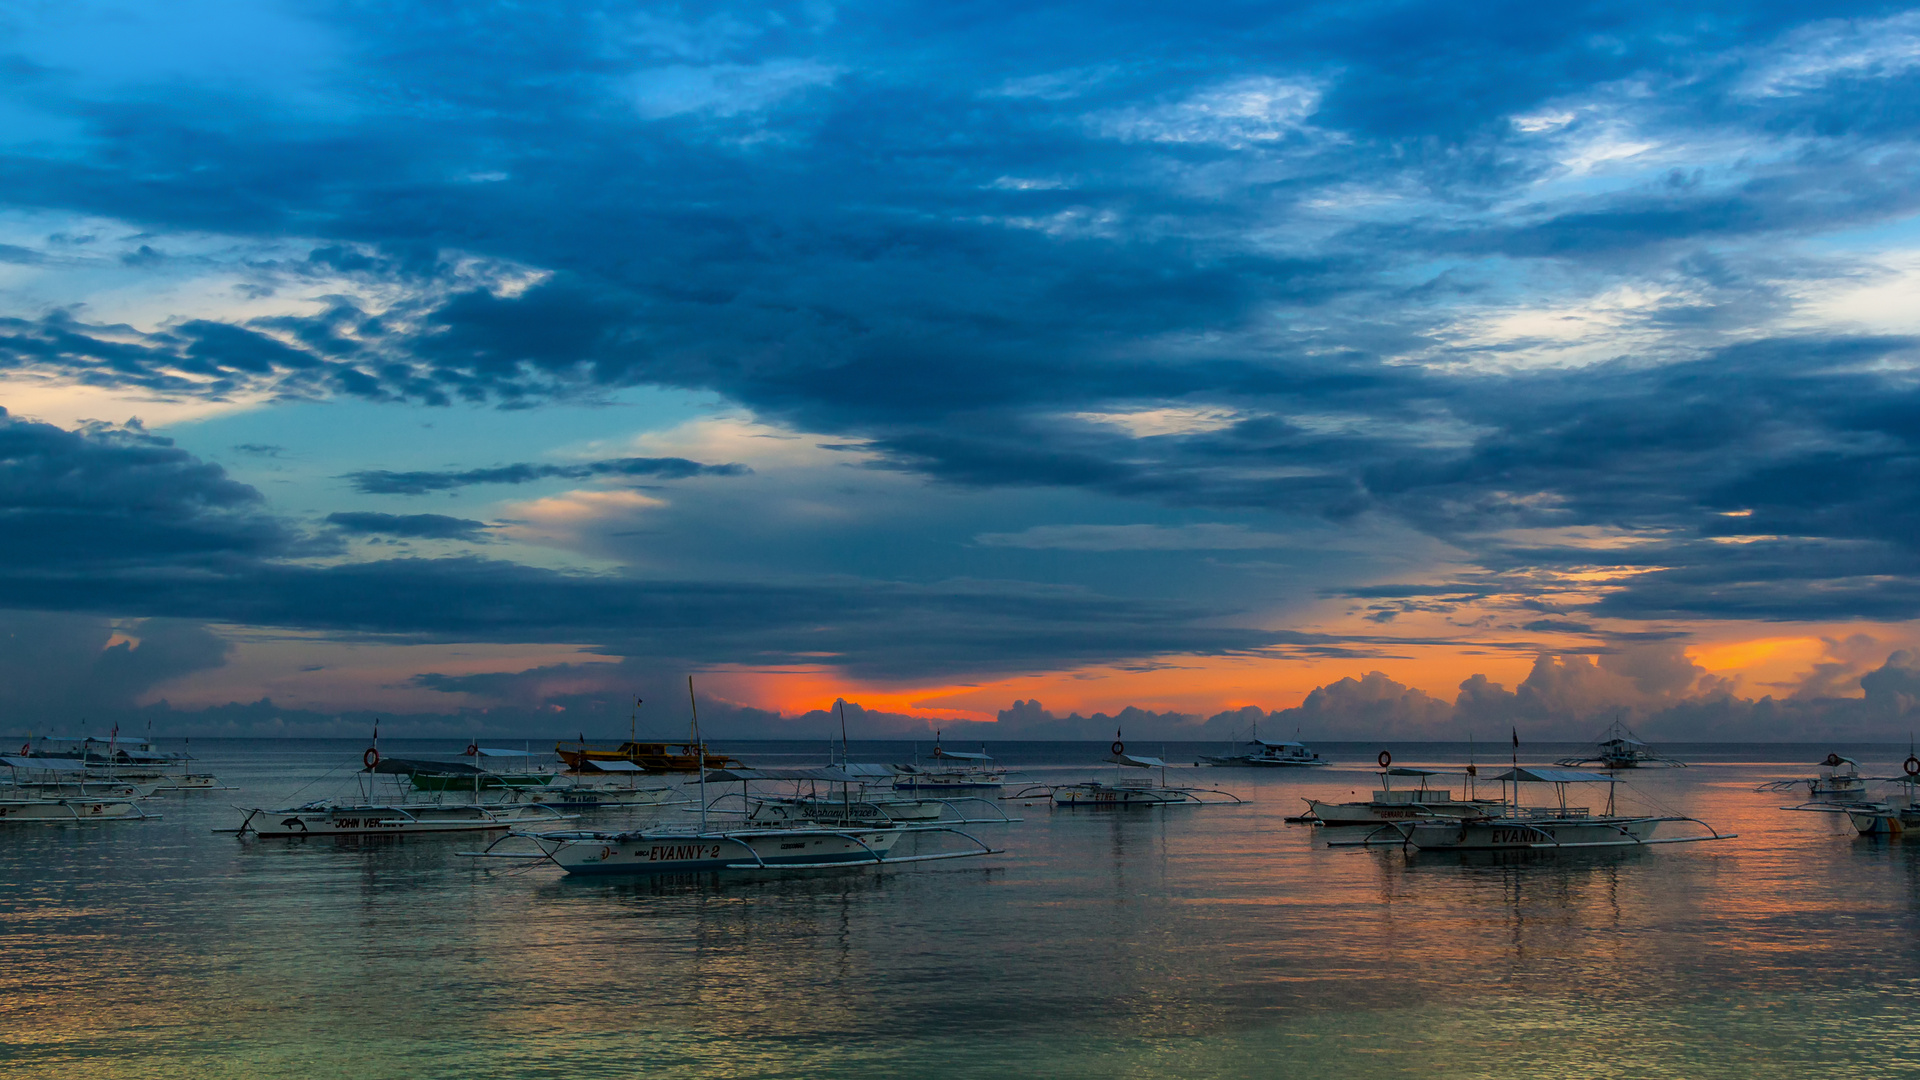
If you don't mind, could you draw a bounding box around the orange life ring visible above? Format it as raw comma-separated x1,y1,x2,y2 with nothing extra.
1111,741,1126,756
19,743,28,756
1825,753,1843,768
1378,750,1392,768
1905,755,1919,777
464,743,479,757
363,747,380,769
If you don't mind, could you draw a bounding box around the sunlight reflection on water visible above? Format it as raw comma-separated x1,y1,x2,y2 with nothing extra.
2,741,1918,1078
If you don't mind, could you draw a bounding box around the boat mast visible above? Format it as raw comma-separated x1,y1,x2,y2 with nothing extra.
689,676,707,831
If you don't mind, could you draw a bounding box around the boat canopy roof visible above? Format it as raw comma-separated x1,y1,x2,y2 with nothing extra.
581,759,646,772
1383,767,1445,777
1601,736,1649,748
476,747,533,757
931,748,993,762
371,757,486,776
0,755,88,772
1824,755,1859,766
1491,766,1614,784
1251,739,1310,749
1110,753,1168,768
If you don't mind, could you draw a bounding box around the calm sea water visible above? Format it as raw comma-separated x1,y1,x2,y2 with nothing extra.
3,739,1919,1079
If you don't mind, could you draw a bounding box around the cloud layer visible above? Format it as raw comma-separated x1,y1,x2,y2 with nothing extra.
5,3,1920,730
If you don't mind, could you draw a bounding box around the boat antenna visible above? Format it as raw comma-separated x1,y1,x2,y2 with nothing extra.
837,699,850,768
633,698,641,745
689,676,706,830
1511,727,1518,767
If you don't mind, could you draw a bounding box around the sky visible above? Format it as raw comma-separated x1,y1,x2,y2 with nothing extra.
5,1,1920,742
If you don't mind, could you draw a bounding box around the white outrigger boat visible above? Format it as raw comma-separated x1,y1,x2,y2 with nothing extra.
226,738,573,838
893,737,1007,792
1758,753,1869,801
1011,739,1242,808
700,765,1017,826
1201,730,1329,768
0,757,158,822
233,800,569,838
23,734,230,791
545,760,686,808
1301,755,1503,827
1784,753,1920,836
464,683,1005,875
1330,766,1732,852
1555,721,1687,769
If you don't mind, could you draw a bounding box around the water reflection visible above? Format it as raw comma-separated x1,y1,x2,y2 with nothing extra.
6,744,1920,1078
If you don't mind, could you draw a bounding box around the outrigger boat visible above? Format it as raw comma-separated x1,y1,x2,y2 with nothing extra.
701,765,1017,826
1202,730,1329,768
546,760,685,808
376,746,557,792
225,737,573,838
1786,753,1920,836
554,695,742,774
1011,736,1242,808
463,680,1005,875
1301,754,1503,827
0,757,157,822
893,737,1006,792
1757,753,1869,801
1331,766,1732,851
233,800,569,838
23,733,229,791
1555,721,1687,769
2,755,153,799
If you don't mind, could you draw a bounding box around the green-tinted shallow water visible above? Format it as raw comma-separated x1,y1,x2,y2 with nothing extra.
4,740,1918,1079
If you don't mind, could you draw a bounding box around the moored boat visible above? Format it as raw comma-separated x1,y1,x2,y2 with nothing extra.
893,738,1006,792
1011,739,1241,808
1373,766,1731,852
1758,753,1868,801
1304,760,1503,827
1555,721,1687,769
1203,736,1329,768
235,800,569,838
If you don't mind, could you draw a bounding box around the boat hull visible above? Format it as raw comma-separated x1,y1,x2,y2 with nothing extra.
1406,816,1663,851
540,828,905,874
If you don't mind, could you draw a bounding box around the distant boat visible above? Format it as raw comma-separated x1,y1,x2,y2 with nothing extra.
1202,737,1328,768
1011,735,1242,808
556,740,738,774
1554,721,1686,769
24,734,228,791
1302,763,1504,828
226,739,573,838
893,740,1007,792
0,756,157,822
1757,753,1868,801
1334,766,1732,852
708,764,1015,826
469,765,1004,875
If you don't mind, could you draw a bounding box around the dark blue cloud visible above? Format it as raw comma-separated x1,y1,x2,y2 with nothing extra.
342,455,749,495
4,0,1920,669
325,511,490,540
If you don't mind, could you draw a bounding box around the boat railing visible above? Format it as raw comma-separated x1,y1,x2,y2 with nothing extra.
1493,805,1592,820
